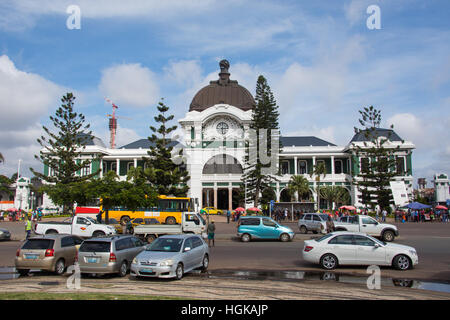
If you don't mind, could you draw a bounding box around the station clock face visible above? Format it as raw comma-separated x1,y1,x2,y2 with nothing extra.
202,116,244,141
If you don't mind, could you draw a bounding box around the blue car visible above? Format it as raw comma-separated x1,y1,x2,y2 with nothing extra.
237,216,295,242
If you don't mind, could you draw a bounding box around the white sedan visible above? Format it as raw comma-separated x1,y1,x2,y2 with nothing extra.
302,232,418,270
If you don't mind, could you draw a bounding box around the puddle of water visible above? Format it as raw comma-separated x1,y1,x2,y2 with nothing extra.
204,270,450,294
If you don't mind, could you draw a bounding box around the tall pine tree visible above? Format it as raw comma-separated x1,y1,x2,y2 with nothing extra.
31,93,101,214
352,106,401,211
144,99,189,196
241,75,281,207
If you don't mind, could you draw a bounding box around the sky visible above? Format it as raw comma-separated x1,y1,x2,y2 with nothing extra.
0,0,449,187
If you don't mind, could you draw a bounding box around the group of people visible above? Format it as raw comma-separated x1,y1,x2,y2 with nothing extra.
272,209,305,222
394,209,449,223
0,209,43,222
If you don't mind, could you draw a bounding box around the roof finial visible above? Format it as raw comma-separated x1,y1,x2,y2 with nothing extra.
219,59,230,84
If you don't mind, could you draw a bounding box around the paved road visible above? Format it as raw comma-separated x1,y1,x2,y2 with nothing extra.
1,217,450,283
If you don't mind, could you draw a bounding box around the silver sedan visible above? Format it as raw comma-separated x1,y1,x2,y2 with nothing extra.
0,228,11,241
130,234,209,280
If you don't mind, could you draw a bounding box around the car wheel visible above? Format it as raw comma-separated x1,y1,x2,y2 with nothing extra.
300,226,307,234
393,254,411,270
382,230,395,242
46,229,58,235
55,259,66,275
280,233,290,242
92,231,105,237
175,263,184,280
320,254,338,270
241,233,251,242
18,269,29,276
166,217,177,225
201,254,209,271
118,261,128,277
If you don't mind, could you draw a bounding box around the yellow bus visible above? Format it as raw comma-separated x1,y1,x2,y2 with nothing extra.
101,195,196,225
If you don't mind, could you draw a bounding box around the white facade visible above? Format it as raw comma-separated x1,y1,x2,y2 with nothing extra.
434,173,450,203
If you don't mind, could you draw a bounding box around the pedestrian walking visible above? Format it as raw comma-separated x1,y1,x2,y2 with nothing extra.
125,219,133,234
226,210,231,224
207,220,216,247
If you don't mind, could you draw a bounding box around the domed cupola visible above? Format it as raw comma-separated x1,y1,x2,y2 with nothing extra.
189,60,255,112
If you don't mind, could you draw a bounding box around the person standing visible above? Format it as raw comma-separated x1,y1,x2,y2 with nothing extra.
326,216,335,233
207,220,216,247
226,210,231,224
382,209,387,223
25,217,32,240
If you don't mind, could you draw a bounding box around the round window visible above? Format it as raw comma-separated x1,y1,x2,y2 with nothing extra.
216,122,229,135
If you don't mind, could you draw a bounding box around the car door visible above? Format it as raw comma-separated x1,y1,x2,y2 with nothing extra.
353,235,387,265
60,236,77,266
303,214,312,230
75,217,91,237
261,218,278,239
183,214,200,233
182,238,195,271
360,216,380,235
312,215,322,231
190,236,204,267
327,235,357,265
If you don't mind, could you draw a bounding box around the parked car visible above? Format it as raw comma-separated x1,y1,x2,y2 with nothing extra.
298,213,329,234
237,216,295,242
15,234,83,276
201,207,222,215
302,231,418,270
77,235,146,277
35,216,116,238
333,215,399,242
0,228,11,241
130,234,209,280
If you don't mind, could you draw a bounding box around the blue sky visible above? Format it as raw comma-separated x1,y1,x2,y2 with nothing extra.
0,0,449,186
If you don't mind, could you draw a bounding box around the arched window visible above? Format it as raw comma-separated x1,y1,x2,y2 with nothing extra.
202,154,243,174
298,160,307,174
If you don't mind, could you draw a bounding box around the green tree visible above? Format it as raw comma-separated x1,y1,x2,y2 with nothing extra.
145,99,189,196
0,175,14,198
288,175,310,201
319,185,350,210
352,106,400,211
30,93,101,214
241,75,281,207
310,161,327,210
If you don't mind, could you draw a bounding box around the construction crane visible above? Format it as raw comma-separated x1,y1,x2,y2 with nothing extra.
105,98,132,149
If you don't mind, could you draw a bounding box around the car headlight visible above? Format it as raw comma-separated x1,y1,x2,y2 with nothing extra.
0,231,3,235
159,259,174,266
132,257,138,264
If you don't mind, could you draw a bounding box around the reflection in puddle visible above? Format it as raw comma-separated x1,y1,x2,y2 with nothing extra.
1,267,449,294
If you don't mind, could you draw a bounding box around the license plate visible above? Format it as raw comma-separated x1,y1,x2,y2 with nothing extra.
25,254,38,260
141,268,153,273
87,258,99,263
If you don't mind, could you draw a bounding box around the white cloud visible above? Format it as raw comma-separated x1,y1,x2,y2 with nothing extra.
0,55,63,130
98,63,160,109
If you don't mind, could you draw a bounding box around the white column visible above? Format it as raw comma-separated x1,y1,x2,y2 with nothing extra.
331,155,335,176
134,158,137,168
116,159,120,176
100,160,103,178
294,156,298,175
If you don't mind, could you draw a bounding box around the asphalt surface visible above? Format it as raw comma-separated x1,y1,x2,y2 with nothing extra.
1,216,449,299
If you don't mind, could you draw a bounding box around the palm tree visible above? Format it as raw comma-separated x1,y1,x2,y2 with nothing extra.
288,175,310,201
310,161,327,211
319,185,350,210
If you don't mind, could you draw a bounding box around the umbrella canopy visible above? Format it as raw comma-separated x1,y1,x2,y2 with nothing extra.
234,207,246,212
339,205,356,211
6,208,18,212
404,202,432,210
247,207,261,211
435,205,448,210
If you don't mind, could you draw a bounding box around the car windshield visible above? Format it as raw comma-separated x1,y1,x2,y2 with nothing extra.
22,239,54,250
86,217,98,224
315,234,334,242
79,241,111,252
197,214,206,225
367,234,386,246
146,238,184,252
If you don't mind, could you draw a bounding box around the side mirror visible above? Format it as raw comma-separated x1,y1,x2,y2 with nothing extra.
184,247,191,252
374,243,382,248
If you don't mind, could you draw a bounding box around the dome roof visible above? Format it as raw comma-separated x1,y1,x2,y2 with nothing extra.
189,60,255,112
